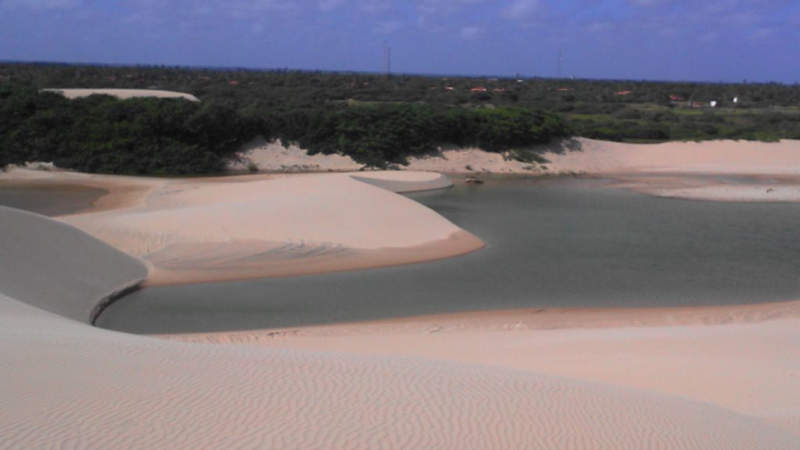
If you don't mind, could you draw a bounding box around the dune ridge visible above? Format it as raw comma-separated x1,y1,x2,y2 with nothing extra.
1,168,482,285
0,206,147,323
542,138,800,201
233,137,800,201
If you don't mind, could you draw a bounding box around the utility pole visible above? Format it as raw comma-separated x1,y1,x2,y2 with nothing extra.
384,41,392,77
557,48,563,79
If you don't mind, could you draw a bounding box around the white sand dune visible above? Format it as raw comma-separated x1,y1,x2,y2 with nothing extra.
212,301,800,435
229,137,800,201
542,138,800,201
0,170,481,285
544,138,800,175
229,137,363,172
2,294,798,449
4,141,800,447
3,208,797,448
42,88,200,102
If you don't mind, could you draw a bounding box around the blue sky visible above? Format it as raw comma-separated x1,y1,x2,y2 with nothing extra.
1,0,798,82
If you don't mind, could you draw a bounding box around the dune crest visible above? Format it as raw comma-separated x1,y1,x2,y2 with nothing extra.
22,170,482,285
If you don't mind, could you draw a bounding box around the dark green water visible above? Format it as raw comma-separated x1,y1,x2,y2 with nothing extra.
94,177,800,333
0,183,106,216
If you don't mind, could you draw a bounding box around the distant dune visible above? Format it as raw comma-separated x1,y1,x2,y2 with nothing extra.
42,88,200,102
234,137,800,202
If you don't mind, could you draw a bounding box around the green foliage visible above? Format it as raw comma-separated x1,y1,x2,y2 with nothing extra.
3,62,800,174
0,88,252,174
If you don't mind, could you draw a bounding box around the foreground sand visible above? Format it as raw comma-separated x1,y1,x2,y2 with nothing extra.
4,208,798,448
178,301,800,435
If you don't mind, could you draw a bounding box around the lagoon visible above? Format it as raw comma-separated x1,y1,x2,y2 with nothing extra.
94,177,800,334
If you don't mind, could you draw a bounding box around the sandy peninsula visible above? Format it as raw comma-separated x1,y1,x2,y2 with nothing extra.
1,168,481,285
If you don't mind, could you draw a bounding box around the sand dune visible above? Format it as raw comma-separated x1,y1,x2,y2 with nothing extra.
3,209,797,448
4,140,800,447
0,206,146,322
232,137,800,201
544,138,800,175
42,88,200,102
542,138,800,201
0,169,484,285
5,293,798,449
203,301,800,434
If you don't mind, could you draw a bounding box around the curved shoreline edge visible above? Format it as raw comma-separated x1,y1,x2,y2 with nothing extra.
43,170,483,287
0,206,147,324
1,208,798,448
2,156,800,446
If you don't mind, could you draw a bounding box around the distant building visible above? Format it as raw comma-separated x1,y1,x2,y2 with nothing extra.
615,90,632,96
557,87,571,92
709,100,717,108
470,87,488,93
669,95,685,102
444,86,454,91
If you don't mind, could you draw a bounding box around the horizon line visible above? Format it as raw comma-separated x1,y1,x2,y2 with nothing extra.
0,59,796,87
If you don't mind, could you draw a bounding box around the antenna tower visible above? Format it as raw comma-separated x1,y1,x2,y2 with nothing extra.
384,41,392,76
557,48,563,79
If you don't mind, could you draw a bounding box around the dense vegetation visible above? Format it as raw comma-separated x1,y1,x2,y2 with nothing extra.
2,62,800,174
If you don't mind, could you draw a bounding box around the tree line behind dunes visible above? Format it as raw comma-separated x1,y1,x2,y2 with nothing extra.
0,84,565,174
2,62,800,174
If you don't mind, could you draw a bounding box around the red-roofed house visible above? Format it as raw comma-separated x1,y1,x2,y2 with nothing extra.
615,90,632,96
470,86,488,93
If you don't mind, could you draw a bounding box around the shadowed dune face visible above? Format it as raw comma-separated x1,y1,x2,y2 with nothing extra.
0,206,147,323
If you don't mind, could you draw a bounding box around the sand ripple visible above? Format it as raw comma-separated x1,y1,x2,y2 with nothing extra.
1,295,798,449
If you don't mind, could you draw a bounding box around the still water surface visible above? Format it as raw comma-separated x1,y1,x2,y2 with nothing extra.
95,177,800,333
0,183,105,216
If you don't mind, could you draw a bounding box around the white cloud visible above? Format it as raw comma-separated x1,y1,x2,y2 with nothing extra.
586,21,613,33
459,25,482,40
318,0,345,11
0,0,81,10
627,0,668,6
501,0,539,20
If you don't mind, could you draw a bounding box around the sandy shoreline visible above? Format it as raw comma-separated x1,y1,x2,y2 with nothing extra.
1,168,482,286
3,138,800,446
